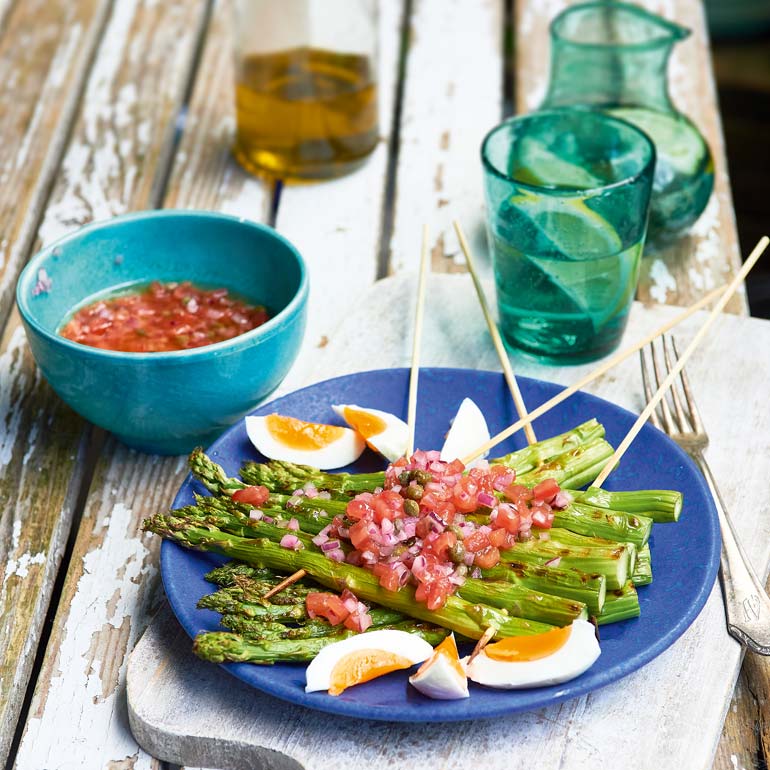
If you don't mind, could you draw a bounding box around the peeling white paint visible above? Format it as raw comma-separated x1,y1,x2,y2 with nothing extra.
14,502,159,769
648,259,676,303
0,327,31,469
4,551,46,580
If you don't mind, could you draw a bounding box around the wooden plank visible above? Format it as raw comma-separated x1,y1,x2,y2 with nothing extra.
0,2,113,764
4,1,210,767
0,0,111,328
126,275,770,770
387,0,504,277
514,0,746,315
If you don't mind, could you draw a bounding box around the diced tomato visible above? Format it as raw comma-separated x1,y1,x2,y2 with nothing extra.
372,490,405,522
464,530,491,553
426,531,457,561
415,517,433,539
232,485,269,506
488,527,509,548
306,592,349,625
495,502,521,535
425,578,452,610
473,546,501,569
344,612,373,632
445,459,465,476
372,562,403,592
434,500,457,523
533,478,560,503
349,520,373,550
346,497,374,521
452,477,479,513
503,483,533,505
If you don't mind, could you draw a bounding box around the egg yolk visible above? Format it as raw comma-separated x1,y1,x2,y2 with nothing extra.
342,407,387,439
484,624,572,662
328,649,413,695
415,634,465,679
265,414,346,450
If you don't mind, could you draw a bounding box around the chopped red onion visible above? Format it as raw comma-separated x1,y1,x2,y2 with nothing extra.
463,551,475,566
279,534,302,550
287,518,300,531
544,556,562,568
381,518,394,534
248,509,263,521
318,491,332,500
321,539,341,552
262,515,274,524
327,549,346,563
286,496,302,509
553,491,573,509
477,492,496,507
471,567,482,579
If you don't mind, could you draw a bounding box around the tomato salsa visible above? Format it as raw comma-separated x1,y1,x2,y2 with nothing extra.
59,281,269,353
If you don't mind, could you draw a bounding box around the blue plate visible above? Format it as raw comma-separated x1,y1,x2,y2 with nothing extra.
161,367,720,722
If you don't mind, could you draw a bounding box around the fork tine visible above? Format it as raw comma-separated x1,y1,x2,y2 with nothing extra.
639,348,664,430
671,336,705,434
649,340,678,433
662,335,691,431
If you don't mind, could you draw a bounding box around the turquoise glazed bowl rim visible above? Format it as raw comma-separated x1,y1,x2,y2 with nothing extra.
16,209,309,361
480,107,657,198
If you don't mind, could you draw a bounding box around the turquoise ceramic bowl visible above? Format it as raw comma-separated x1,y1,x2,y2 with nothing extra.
16,211,308,455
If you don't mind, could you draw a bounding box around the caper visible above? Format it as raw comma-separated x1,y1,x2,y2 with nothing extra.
448,524,464,540
398,471,412,485
449,542,466,564
415,470,433,486
403,499,420,517
404,483,424,501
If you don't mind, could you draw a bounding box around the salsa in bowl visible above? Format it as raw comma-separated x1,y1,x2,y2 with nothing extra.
16,210,308,455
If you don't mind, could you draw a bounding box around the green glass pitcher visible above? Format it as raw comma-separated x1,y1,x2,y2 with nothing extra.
541,1,714,241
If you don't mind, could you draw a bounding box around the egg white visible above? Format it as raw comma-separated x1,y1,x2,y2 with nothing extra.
464,619,600,689
306,629,435,693
440,398,490,466
332,404,409,462
409,649,469,700
245,414,365,470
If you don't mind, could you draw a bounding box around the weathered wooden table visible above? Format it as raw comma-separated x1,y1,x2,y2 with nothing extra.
0,1,766,768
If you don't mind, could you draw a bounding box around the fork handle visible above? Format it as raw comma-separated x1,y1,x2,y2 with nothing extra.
693,451,770,655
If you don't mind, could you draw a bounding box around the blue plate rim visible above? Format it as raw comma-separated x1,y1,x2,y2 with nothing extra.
161,366,721,722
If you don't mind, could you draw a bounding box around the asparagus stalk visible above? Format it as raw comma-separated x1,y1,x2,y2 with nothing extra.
516,438,615,489
632,543,653,586
488,419,605,472
597,581,641,625
542,528,638,575
554,503,652,548
570,486,682,523
205,562,282,586
194,621,449,665
457,580,587,626
500,538,630,590
198,590,309,621
177,505,586,627
144,515,554,639
481,562,607,615
220,605,408,640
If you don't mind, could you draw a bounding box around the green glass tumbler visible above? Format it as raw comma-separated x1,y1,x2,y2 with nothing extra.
481,109,655,364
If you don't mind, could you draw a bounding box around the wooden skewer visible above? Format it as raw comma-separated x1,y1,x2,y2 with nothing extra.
262,569,307,600
591,235,769,488
461,283,726,465
468,625,497,664
405,224,431,457
453,220,537,445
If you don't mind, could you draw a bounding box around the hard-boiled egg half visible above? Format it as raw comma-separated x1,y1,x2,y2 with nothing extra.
440,397,490,467
464,619,600,689
246,414,365,469
409,633,468,699
305,629,434,696
332,404,408,462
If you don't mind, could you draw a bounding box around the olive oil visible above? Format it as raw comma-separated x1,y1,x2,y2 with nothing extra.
233,47,378,181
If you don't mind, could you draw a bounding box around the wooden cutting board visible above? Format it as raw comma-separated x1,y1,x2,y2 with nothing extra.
127,273,770,770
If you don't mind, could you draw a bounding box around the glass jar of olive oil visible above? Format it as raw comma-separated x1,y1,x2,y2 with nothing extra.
232,0,379,182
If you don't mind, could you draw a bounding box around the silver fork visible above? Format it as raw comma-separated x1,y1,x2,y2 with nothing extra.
641,335,770,654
